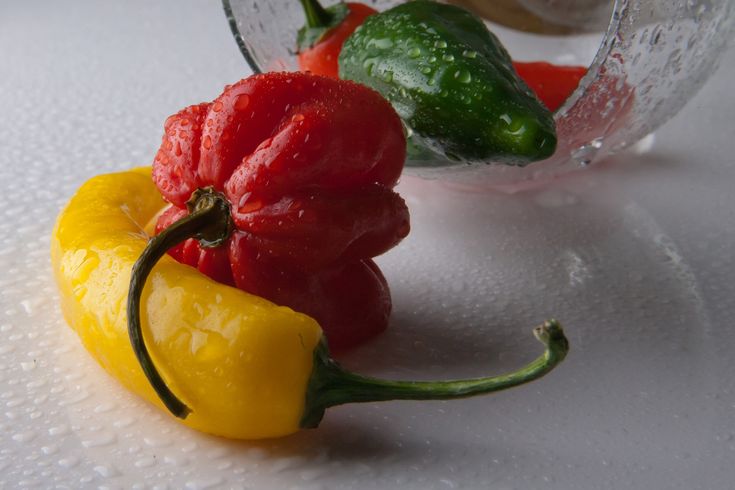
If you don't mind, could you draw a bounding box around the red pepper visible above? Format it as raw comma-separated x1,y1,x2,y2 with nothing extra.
152,72,409,350
512,62,587,112
297,1,377,78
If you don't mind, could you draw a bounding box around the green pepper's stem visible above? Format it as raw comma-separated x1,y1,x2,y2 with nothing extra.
299,0,333,28
300,320,569,428
127,187,233,419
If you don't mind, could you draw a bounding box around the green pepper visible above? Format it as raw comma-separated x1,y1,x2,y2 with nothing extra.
338,0,557,165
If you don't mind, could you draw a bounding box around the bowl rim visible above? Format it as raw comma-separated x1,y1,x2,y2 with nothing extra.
220,0,623,119
222,0,264,75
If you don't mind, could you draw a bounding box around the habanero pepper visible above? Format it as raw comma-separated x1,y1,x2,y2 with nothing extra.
51,168,569,438
152,72,409,352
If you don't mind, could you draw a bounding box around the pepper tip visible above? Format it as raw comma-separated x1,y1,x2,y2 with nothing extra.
533,319,569,359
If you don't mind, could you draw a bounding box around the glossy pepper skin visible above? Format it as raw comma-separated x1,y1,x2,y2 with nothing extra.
296,2,587,115
512,62,587,112
338,0,557,165
51,170,570,438
297,1,377,78
51,169,323,439
152,72,409,351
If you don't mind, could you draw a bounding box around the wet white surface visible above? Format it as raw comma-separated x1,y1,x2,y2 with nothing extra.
1,1,734,488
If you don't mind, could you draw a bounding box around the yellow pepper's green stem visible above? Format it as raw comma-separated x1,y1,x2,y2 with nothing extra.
300,320,569,428
127,187,233,419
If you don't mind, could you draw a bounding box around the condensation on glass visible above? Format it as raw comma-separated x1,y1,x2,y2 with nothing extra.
223,0,734,188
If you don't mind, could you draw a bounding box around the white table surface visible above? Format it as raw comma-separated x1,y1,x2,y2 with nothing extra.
1,1,734,489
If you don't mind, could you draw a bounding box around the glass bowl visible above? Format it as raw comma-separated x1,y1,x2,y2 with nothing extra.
223,0,734,189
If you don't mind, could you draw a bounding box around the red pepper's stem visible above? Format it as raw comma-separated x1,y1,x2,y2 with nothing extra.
296,0,351,52
300,320,569,428
127,188,233,419
299,0,333,28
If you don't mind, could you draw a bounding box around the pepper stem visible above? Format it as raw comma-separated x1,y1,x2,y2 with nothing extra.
300,320,569,428
299,0,333,28
127,187,233,419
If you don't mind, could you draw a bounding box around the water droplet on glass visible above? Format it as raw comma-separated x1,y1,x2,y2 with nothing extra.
589,137,604,149
82,432,117,448
20,361,36,371
93,402,116,413
12,431,36,443
572,138,603,166
41,445,58,455
58,456,79,469
181,442,199,453
48,425,70,436
94,465,119,478
134,457,157,469
113,416,135,428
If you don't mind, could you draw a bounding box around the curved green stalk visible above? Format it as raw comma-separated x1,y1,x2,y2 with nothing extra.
297,0,350,51
299,0,333,28
301,320,569,428
127,188,232,419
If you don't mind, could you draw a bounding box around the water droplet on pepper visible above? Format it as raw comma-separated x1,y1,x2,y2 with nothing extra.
234,94,250,111
454,70,471,83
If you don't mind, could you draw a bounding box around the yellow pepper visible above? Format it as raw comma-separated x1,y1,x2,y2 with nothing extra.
52,168,322,438
51,168,569,440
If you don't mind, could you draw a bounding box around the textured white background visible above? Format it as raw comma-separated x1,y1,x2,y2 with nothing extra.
1,1,734,489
